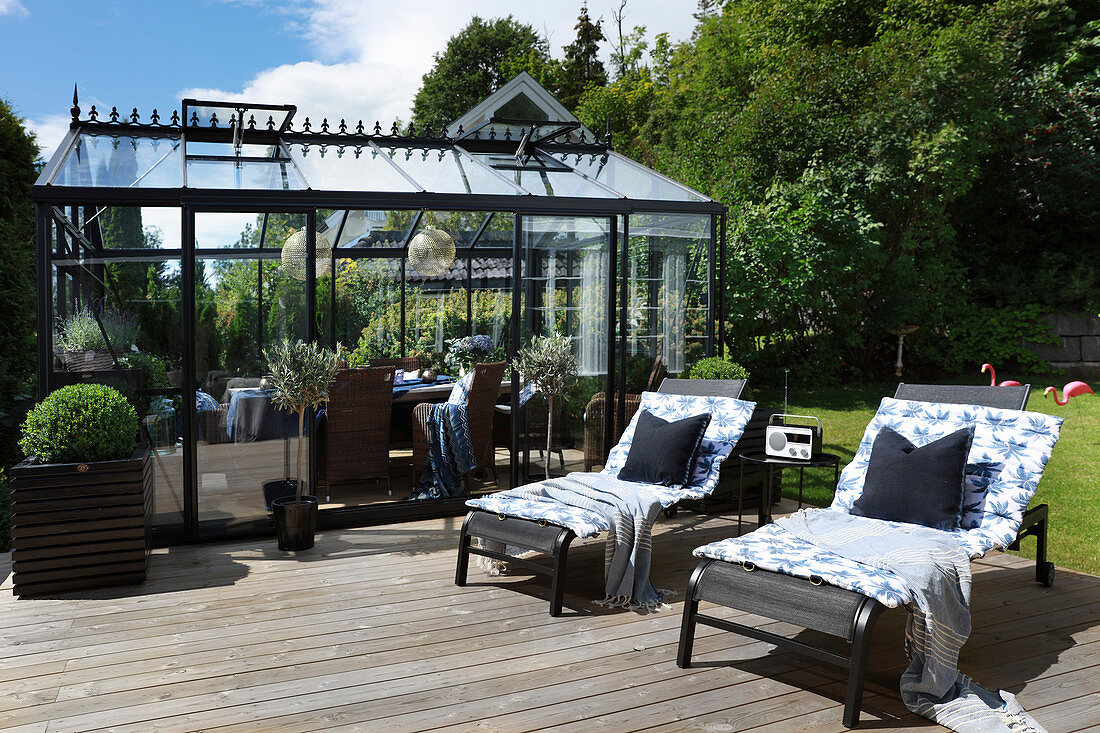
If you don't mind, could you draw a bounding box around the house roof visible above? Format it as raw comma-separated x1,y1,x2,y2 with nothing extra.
448,71,597,142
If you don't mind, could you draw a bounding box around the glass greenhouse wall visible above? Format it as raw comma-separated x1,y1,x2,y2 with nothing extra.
34,95,726,544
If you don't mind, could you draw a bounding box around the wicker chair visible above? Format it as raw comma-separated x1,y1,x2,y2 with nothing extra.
196,404,231,444
368,357,420,373
412,361,506,488
318,366,396,495
581,355,667,471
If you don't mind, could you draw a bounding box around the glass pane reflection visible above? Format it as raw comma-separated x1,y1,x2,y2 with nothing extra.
54,133,182,188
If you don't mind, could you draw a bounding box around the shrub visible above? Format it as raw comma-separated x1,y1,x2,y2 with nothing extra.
19,384,138,464
688,357,750,381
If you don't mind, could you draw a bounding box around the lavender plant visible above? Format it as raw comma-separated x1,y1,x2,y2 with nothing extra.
56,303,140,352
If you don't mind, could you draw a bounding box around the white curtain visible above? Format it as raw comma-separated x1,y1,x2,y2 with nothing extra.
491,288,505,346
662,250,687,374
578,246,608,376
544,248,557,334
434,295,445,352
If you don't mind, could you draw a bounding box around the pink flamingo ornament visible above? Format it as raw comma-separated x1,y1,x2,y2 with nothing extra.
1044,381,1094,416
980,363,1023,387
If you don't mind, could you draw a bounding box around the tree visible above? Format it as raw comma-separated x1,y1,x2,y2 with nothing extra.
0,99,38,467
411,16,554,133
557,4,608,111
630,0,1100,381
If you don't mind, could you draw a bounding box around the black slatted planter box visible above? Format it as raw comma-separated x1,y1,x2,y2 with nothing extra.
9,446,154,597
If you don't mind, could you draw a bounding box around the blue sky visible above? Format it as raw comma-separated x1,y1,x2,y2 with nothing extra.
0,1,310,123
0,0,701,159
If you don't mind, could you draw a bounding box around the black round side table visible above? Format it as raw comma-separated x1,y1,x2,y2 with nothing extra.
737,451,841,535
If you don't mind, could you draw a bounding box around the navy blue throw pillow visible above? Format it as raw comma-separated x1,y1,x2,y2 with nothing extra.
618,409,711,486
850,426,974,530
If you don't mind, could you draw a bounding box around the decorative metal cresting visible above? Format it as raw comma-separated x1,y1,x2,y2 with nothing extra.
407,227,456,277
281,228,333,281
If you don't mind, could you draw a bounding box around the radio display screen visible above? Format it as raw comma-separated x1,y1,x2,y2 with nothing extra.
787,431,812,443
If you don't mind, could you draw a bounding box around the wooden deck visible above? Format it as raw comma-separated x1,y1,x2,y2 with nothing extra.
2,504,1098,732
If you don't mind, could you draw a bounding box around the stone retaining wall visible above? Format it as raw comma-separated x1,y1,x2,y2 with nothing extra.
1027,313,1100,376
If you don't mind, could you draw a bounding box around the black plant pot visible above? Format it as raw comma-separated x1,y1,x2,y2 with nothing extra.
271,495,318,551
262,479,298,510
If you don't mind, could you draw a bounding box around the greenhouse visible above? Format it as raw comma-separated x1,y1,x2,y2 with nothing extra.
32,75,727,544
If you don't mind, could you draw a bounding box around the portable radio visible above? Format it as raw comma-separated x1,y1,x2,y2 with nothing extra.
765,414,822,461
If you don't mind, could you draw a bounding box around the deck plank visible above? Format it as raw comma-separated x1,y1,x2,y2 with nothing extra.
0,509,1095,733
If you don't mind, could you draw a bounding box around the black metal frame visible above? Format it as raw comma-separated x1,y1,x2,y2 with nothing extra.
34,95,727,545
456,511,576,616
676,382,1055,728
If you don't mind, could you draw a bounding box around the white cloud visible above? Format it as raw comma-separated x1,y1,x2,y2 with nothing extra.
183,0,699,129
27,114,73,162
0,0,28,19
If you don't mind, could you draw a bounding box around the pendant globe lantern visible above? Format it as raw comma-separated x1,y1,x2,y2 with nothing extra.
407,226,456,277
281,228,333,280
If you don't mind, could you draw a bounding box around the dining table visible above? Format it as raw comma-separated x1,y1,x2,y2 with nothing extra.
224,375,513,443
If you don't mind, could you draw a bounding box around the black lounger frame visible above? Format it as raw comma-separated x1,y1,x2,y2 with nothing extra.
678,382,1054,727
456,378,748,616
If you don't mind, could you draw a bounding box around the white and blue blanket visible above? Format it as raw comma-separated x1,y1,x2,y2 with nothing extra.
410,402,476,500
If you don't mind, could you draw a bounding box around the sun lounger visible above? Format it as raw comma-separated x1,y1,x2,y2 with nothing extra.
677,383,1061,727
456,378,751,616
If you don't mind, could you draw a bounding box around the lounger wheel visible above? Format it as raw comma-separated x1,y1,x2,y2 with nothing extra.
1039,561,1055,588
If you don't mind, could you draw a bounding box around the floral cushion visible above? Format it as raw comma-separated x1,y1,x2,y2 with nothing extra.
468,493,611,539
831,397,1062,553
694,516,915,607
602,391,757,498
447,372,474,405
467,391,756,538
694,397,1063,608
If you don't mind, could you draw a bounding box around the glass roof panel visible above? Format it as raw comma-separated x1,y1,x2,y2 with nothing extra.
554,151,708,202
286,143,419,193
53,132,182,188
379,145,521,195
185,141,281,157
325,210,405,248
629,212,712,239
469,153,616,198
185,104,293,131
186,159,303,190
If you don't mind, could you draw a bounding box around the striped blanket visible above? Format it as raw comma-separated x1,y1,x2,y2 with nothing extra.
409,403,476,500
482,473,668,611
776,510,1045,733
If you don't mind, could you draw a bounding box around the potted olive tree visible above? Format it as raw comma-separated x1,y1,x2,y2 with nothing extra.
12,383,149,597
263,339,342,551
514,333,578,480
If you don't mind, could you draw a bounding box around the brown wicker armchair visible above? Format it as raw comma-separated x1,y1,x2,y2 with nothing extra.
582,355,666,471
368,357,420,372
412,361,506,488
318,366,396,496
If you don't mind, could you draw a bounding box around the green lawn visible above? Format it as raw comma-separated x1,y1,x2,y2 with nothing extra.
748,375,1099,576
